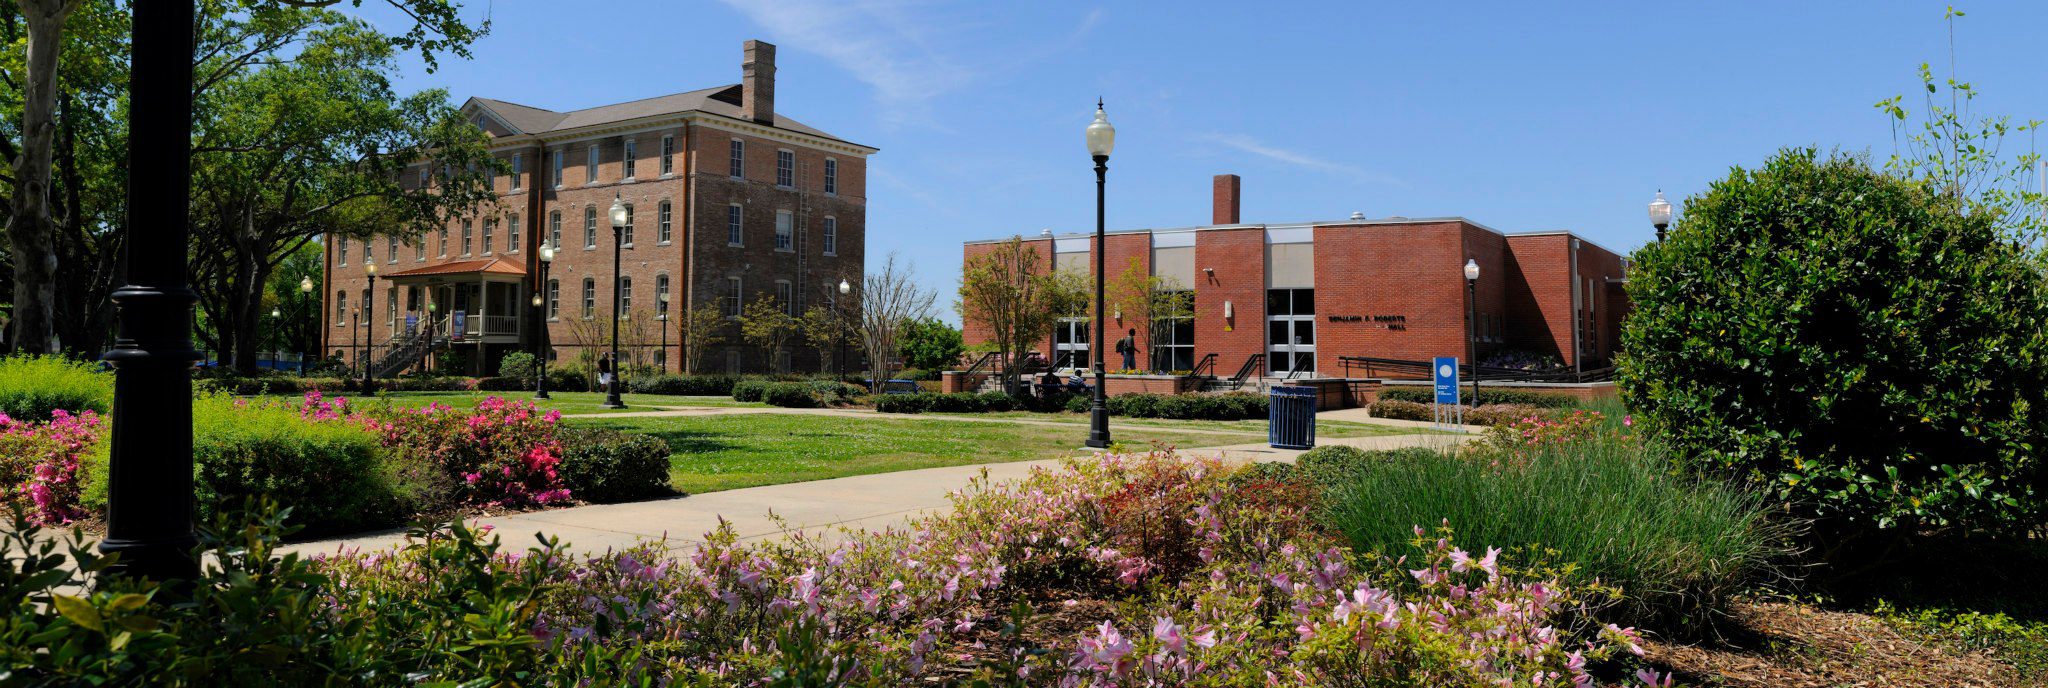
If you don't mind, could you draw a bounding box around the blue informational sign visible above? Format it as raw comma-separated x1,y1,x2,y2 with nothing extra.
451,311,467,342
1433,356,1460,405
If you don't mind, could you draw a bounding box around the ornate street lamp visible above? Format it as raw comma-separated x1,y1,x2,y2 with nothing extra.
1084,99,1116,449
1463,258,1481,408
838,278,852,381
269,307,281,368
602,194,629,409
534,243,554,400
361,261,378,394
1648,190,1673,242
657,291,671,375
298,276,314,376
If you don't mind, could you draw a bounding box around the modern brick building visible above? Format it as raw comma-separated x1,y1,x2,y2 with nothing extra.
323,40,874,376
960,174,1631,384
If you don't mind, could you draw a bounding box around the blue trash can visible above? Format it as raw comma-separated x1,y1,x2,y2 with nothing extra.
1268,386,1317,449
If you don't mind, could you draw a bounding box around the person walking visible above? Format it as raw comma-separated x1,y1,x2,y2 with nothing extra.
1115,328,1138,372
597,352,616,395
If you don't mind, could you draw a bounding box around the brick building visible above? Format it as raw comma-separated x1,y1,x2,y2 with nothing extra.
960,174,1631,382
323,40,875,376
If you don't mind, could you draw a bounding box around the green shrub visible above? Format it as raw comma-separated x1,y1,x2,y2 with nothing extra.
1377,386,1578,408
1465,404,1547,426
731,379,773,402
381,376,475,392
761,382,823,408
1103,393,1266,420
1322,436,1783,631
873,393,932,414
187,395,395,535
474,376,528,392
1295,446,1440,487
1065,393,1092,414
635,374,741,396
0,355,112,421
975,391,1013,412
546,368,590,393
497,351,538,383
556,427,673,502
1620,149,2048,535
1369,399,1432,421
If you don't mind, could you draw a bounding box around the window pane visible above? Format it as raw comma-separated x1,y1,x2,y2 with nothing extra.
1295,289,1314,315
1295,320,1314,345
1268,320,1288,346
1174,319,1194,343
1266,290,1289,316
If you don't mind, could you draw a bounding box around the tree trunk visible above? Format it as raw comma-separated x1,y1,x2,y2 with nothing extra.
229,246,269,375
6,0,80,355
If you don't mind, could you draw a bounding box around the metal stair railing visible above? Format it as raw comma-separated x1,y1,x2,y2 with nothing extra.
1227,353,1264,390
1188,353,1217,379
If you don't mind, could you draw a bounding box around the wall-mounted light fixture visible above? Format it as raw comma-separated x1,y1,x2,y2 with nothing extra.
1223,299,1234,331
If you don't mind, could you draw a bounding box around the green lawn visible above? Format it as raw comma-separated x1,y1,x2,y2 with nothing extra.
921,410,1437,438
567,413,1230,494
372,390,765,415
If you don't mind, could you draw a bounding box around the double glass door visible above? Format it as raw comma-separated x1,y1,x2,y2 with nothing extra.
1052,318,1089,370
1267,288,1315,377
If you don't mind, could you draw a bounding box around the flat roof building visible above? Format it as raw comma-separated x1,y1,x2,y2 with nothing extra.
960,174,1631,383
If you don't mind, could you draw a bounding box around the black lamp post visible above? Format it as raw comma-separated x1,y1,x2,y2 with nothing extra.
658,292,670,375
297,276,313,375
837,278,852,381
1084,100,1116,449
1463,258,1481,408
533,243,554,399
602,194,628,409
361,261,378,394
268,307,281,369
1648,190,1672,242
100,0,199,585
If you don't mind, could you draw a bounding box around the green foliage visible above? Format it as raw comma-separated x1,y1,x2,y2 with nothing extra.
556,427,674,503
1105,392,1267,420
187,395,395,536
761,382,822,408
731,379,770,402
1368,399,1432,422
635,374,741,396
497,351,538,383
0,355,112,421
1376,386,1580,408
1321,436,1785,631
1295,446,1438,487
474,376,528,392
899,317,965,371
1619,149,2048,534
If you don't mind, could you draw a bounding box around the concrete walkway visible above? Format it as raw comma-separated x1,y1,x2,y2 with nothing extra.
281,427,1467,558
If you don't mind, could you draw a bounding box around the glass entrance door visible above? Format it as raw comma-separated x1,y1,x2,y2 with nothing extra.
1266,288,1315,378
1052,318,1089,371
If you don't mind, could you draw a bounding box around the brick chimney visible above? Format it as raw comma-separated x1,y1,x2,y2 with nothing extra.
1212,174,1241,224
743,40,776,124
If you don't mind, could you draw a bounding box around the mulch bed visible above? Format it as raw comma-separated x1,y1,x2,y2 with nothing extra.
1644,600,2018,687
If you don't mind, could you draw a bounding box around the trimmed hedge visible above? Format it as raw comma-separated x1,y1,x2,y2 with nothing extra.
186,395,395,536
731,379,770,402
556,427,674,503
634,374,742,396
1105,392,1267,420
873,391,1015,414
0,355,114,421
1377,386,1578,408
1370,399,1571,427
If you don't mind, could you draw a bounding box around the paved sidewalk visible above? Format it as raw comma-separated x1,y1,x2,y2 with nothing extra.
281,429,1466,558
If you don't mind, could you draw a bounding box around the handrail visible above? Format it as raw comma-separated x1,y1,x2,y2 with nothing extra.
1335,355,1615,383
1188,353,1217,379
1230,353,1264,384
963,351,1000,377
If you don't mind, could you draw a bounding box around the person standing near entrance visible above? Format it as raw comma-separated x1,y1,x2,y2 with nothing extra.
597,352,615,394
1115,328,1138,372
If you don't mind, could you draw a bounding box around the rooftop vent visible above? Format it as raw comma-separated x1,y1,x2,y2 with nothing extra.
1349,211,1366,221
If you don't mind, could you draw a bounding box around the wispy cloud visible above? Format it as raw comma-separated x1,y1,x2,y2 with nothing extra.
1201,133,1405,187
715,0,975,127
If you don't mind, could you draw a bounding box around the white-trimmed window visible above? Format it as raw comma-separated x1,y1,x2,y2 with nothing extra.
656,274,670,316
481,219,495,255
586,144,600,184
622,138,637,180
774,210,793,251
334,291,347,325
728,139,744,178
437,228,448,257
620,204,635,247
507,213,521,252
776,149,794,187
337,237,348,266
549,211,562,249
775,280,792,315
583,206,597,249
727,204,743,246
581,278,596,319
485,160,496,190
386,287,397,326
461,220,474,256
510,153,523,190
619,276,633,316
386,237,398,263
414,238,426,262
723,276,742,317
824,158,837,194
658,201,673,244
660,135,675,176
418,165,429,189
546,279,560,320
551,149,564,188
822,217,838,256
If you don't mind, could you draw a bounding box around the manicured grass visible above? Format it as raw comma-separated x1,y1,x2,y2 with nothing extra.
373,390,766,415
922,410,1437,438
568,413,1228,494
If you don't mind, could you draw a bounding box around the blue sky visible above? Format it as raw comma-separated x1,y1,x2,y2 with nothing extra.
363,2,2048,322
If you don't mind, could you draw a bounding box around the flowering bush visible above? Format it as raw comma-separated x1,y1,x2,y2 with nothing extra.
374,395,571,508
1485,408,1614,450
0,410,103,525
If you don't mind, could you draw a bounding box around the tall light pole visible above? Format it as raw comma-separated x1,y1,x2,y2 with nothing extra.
100,0,199,584
602,193,629,409
534,243,554,399
1648,190,1673,242
298,276,314,375
1464,258,1481,408
268,307,281,368
1084,99,1116,449
361,261,378,393
838,278,852,381
658,291,670,375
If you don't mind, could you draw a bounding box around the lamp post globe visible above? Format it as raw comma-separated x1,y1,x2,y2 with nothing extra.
837,279,853,381
1085,99,1115,450
1648,190,1673,242
1463,258,1481,408
602,194,628,409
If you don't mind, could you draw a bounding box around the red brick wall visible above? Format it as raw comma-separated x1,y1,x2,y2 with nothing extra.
1194,228,1267,376
1503,234,1571,366
1101,232,1152,369
959,236,1056,365
1311,221,1487,373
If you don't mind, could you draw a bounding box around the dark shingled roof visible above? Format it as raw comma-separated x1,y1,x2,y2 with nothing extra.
467,85,851,145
